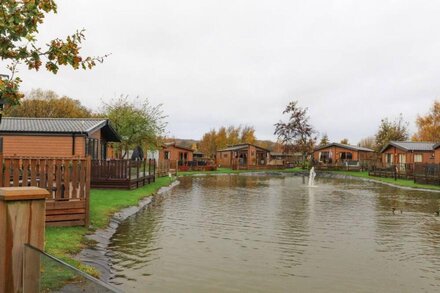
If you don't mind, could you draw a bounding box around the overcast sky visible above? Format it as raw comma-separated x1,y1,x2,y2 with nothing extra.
11,0,440,143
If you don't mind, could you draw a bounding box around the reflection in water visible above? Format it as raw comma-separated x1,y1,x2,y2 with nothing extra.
108,175,440,292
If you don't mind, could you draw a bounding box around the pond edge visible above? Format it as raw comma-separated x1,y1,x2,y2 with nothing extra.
76,180,181,283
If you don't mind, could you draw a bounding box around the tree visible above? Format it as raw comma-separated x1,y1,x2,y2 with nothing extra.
241,125,256,144
4,89,92,118
215,127,228,151
101,95,167,158
375,114,409,151
340,138,349,145
0,0,106,107
226,126,241,146
358,136,376,150
199,125,258,158
413,100,440,141
274,101,316,166
319,133,330,146
199,129,217,158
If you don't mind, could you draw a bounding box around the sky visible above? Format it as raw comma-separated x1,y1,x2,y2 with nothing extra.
9,0,440,143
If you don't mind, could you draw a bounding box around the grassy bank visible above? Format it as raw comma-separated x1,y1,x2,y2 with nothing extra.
44,176,175,277
178,167,304,176
332,170,440,191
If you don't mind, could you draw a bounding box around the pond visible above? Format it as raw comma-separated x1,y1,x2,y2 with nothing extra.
108,175,440,292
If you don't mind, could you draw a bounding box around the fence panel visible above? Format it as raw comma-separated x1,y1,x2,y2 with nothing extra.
0,156,90,226
91,159,156,189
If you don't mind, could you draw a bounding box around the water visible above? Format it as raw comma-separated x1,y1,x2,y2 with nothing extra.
108,175,440,292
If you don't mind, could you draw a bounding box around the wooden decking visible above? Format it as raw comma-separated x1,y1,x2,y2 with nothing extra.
91,159,156,189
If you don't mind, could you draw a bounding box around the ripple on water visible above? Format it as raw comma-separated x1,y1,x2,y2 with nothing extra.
108,175,440,293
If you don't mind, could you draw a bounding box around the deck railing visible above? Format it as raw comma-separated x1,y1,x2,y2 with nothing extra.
91,159,156,189
0,155,91,227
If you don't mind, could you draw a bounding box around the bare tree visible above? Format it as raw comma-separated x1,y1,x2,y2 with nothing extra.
274,101,316,167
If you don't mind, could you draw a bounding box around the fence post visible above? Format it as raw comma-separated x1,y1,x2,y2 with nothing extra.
0,187,49,293
153,159,156,181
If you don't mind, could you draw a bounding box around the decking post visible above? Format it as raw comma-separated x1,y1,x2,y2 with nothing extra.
0,187,49,293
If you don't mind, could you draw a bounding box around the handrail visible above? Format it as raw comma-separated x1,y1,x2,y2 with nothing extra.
23,244,122,293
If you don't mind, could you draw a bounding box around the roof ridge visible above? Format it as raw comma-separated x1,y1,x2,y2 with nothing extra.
391,140,435,144
3,117,106,120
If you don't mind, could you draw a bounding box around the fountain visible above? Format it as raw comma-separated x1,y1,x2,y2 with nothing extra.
308,167,316,187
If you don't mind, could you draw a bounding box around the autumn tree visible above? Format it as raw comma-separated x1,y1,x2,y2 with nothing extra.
215,127,228,150
241,125,256,144
413,100,440,141
0,0,106,109
340,138,349,145
101,95,167,158
199,129,217,158
4,89,92,118
375,114,409,151
358,136,376,150
274,101,316,166
319,133,330,146
226,126,241,146
199,125,258,158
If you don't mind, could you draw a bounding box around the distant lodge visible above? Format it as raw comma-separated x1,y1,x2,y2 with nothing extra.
159,142,194,165
215,143,300,169
380,141,436,165
313,143,374,165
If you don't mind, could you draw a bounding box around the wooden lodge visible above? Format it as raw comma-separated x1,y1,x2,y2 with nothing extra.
216,143,273,170
367,141,436,179
380,141,435,166
159,142,194,165
0,117,121,159
313,142,374,170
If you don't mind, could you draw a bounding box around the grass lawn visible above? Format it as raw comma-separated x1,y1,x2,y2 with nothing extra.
44,176,175,277
178,167,304,176
332,170,440,191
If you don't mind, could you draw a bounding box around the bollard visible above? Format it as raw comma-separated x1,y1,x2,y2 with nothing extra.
0,187,49,293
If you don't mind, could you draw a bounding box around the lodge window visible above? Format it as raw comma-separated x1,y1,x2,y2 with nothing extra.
414,154,423,163
320,151,330,162
340,152,353,160
101,141,107,160
86,138,99,159
223,153,228,158
164,151,170,160
385,153,393,164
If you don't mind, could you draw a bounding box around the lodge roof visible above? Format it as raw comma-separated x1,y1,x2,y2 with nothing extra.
0,117,121,142
380,141,436,153
314,142,374,152
217,143,270,153
164,142,194,152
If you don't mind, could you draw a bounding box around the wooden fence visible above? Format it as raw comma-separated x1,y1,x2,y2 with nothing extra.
368,163,414,180
91,159,156,189
178,160,217,172
231,164,285,171
0,155,90,227
157,160,177,177
413,163,440,185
